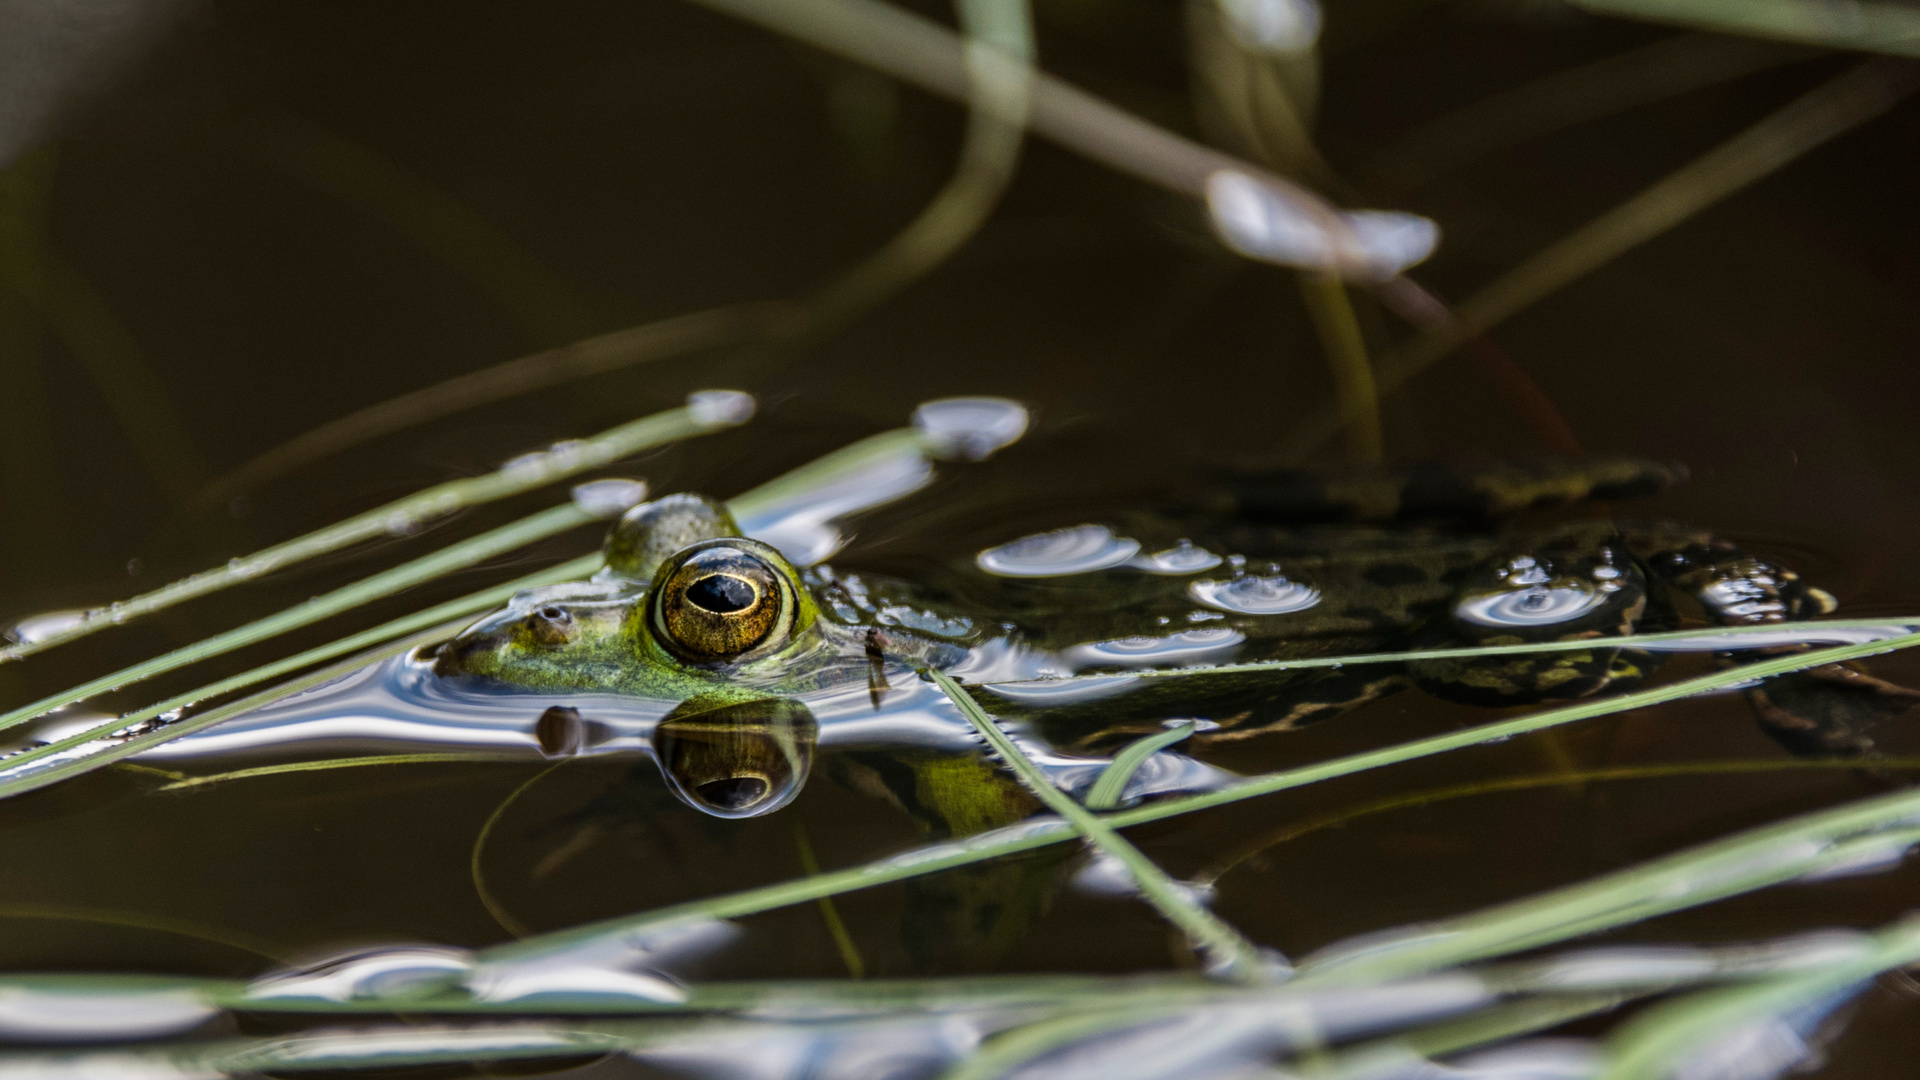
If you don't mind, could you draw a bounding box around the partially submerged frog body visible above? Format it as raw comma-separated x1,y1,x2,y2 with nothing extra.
435,457,1916,808
428,454,1916,970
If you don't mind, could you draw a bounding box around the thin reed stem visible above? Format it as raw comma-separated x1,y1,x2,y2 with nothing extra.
8,397,740,663
1296,273,1382,463
1282,58,1920,458
0,554,600,800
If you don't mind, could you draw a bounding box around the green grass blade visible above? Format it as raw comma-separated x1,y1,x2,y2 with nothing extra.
484,632,1920,966
1599,915,1920,1080
929,669,1273,982
1085,721,1194,811
982,618,1920,695
0,554,600,800
2,394,746,663
0,504,600,736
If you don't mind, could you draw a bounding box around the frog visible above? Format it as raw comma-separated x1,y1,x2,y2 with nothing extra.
429,454,1917,969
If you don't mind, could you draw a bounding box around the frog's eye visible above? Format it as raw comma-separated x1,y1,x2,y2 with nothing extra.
651,541,795,662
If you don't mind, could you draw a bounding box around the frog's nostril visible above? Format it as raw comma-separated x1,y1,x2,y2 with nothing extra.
686,574,757,614
696,775,770,810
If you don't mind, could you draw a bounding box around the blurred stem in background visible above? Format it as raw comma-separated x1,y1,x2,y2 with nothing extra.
252,119,603,349
200,0,1032,508
1283,55,1920,461
1295,272,1380,463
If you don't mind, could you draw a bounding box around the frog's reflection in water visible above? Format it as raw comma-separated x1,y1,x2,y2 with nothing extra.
652,697,817,818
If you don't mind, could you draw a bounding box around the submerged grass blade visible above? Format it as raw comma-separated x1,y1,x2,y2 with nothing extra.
1198,755,1920,887
929,668,1274,982
0,554,600,801
156,753,529,793
7,395,744,663
1085,721,1195,811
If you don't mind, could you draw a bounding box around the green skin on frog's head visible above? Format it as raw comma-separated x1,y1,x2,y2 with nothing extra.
433,494,949,818
436,493,873,705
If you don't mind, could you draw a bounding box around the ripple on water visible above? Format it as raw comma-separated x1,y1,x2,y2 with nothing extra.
1188,574,1320,615
977,525,1141,577
1062,628,1245,671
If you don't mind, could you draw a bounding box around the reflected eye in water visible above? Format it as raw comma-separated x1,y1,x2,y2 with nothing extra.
650,540,798,662
652,698,818,818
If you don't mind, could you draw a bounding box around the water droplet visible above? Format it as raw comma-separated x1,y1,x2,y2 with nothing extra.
977,525,1141,577
1218,0,1321,54
570,478,649,518
687,389,756,426
1129,539,1223,575
912,397,1029,461
5,610,88,645
1189,574,1321,615
1205,169,1438,276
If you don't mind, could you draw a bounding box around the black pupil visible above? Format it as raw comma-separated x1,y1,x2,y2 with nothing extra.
685,574,756,614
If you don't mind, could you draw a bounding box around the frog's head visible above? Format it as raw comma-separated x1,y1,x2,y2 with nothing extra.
436,493,829,688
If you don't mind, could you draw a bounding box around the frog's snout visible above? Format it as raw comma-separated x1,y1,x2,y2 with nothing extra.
652,697,818,819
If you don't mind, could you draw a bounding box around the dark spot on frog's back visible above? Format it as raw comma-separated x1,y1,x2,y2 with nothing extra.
1226,457,1686,524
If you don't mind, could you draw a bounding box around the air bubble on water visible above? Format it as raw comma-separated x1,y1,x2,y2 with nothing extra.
1189,574,1321,616
571,478,649,518
1218,0,1321,55
1455,583,1606,628
1063,628,1246,670
977,525,1141,577
1205,169,1438,276
1130,539,1224,575
687,389,756,427
912,397,1029,461
5,610,88,645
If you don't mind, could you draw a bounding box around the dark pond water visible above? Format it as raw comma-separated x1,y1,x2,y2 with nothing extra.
3,0,1920,1076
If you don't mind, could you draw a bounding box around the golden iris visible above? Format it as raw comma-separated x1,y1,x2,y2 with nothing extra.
652,542,791,661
